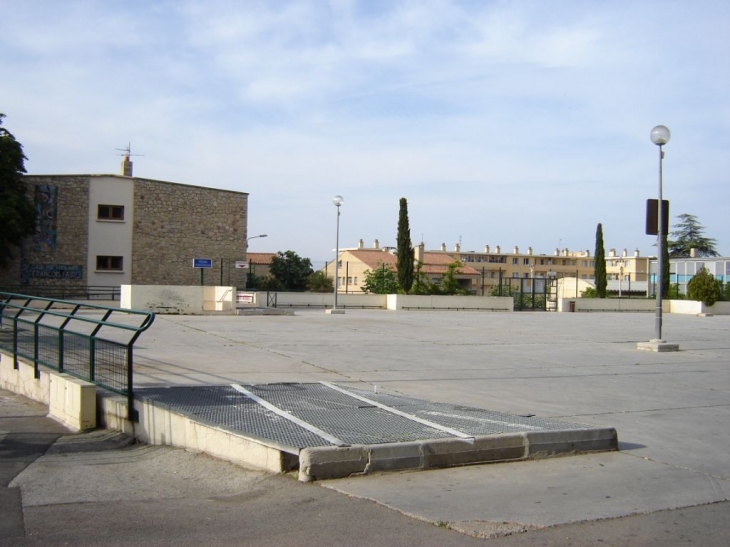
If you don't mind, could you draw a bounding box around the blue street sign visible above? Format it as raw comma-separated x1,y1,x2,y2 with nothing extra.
192,258,213,269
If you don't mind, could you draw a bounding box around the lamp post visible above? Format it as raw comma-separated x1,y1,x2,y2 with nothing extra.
247,234,267,245
331,196,344,312
639,126,678,351
244,234,267,288
650,125,669,341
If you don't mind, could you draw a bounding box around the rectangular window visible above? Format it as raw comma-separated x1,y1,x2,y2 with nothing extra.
582,260,588,267
347,277,352,285
354,277,358,285
96,256,123,271
512,258,518,265
512,272,519,278
97,204,125,221
523,258,530,265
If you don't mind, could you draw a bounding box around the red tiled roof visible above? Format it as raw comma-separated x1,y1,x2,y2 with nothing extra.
343,249,480,276
246,252,277,265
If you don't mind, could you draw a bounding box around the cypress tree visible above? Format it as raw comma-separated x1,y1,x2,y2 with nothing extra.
594,223,607,298
396,197,414,293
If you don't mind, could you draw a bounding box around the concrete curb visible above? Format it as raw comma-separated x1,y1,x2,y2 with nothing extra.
298,429,618,482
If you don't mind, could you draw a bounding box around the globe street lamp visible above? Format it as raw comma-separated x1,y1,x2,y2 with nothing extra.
329,195,345,314
639,125,678,351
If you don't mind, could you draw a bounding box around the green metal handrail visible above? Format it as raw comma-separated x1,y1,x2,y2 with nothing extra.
0,292,155,421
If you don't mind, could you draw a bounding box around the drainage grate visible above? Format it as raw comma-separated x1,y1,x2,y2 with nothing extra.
137,383,591,452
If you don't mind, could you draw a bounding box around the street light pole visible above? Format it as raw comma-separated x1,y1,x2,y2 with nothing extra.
639,125,678,352
332,196,343,310
650,125,669,341
244,234,267,288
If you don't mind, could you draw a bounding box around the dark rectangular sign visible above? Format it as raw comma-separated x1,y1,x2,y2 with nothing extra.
646,199,669,235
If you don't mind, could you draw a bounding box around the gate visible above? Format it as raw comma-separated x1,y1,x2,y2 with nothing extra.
495,276,558,311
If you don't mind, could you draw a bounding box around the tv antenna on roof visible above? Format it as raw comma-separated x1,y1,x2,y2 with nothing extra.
116,142,144,158
116,142,143,176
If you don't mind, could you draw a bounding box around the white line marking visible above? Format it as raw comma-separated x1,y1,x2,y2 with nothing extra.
320,382,473,440
230,384,346,447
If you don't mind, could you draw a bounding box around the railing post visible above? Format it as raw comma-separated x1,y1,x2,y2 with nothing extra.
127,346,138,422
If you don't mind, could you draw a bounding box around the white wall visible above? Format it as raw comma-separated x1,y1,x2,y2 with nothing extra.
121,285,235,314
87,176,134,286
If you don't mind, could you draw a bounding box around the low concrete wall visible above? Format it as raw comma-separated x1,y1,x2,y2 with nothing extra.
560,298,730,315
561,298,659,313
121,285,235,314
0,353,96,431
238,292,512,312
96,391,295,473
387,294,513,311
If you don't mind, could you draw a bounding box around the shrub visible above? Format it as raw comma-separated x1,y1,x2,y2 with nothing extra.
687,267,721,306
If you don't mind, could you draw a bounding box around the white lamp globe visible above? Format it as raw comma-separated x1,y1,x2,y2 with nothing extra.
650,125,671,145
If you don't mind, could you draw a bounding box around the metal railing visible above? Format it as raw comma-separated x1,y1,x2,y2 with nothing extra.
0,292,155,421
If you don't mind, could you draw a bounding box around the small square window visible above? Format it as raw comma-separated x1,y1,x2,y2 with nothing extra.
96,256,123,271
98,204,125,220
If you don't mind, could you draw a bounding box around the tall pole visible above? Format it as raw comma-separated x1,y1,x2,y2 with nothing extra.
332,195,343,309
655,143,664,340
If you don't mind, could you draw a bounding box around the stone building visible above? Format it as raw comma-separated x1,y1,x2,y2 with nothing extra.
0,159,249,290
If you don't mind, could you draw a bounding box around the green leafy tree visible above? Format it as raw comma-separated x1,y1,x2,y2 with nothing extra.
594,223,607,298
306,271,333,293
581,287,599,298
0,113,35,267
258,274,283,291
396,197,414,293
361,263,400,294
410,261,438,295
668,214,719,257
436,260,471,296
268,250,313,291
687,266,721,306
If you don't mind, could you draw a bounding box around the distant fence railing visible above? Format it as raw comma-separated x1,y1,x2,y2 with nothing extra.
0,285,121,301
0,292,155,421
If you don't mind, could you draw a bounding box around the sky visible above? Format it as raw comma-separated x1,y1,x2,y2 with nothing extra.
1,0,728,265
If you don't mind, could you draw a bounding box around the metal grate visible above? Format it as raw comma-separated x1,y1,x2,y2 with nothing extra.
137,383,591,451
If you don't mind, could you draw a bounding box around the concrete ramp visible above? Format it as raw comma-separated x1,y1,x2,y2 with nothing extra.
134,383,618,481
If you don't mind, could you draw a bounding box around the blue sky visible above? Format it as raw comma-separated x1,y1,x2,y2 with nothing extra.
2,0,728,263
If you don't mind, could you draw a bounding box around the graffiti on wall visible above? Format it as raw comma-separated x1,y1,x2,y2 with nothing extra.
20,263,83,285
33,183,58,251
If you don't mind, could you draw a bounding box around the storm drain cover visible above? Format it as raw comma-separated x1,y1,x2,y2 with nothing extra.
137,383,590,453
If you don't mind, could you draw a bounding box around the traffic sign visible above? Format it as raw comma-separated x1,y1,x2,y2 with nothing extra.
192,258,213,268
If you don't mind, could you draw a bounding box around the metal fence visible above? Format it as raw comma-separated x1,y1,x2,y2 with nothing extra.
0,292,155,421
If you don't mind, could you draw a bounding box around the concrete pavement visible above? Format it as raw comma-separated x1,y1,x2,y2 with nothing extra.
2,309,729,544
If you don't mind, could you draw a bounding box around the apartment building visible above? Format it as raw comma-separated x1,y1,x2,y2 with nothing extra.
323,240,651,295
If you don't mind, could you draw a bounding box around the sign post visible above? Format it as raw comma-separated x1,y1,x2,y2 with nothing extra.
192,258,213,286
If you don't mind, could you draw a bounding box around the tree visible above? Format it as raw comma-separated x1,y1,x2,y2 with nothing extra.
396,197,414,293
268,250,313,291
687,266,721,306
594,223,607,298
361,263,400,294
410,261,437,295
0,113,35,267
436,260,471,296
668,214,719,257
306,271,333,293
